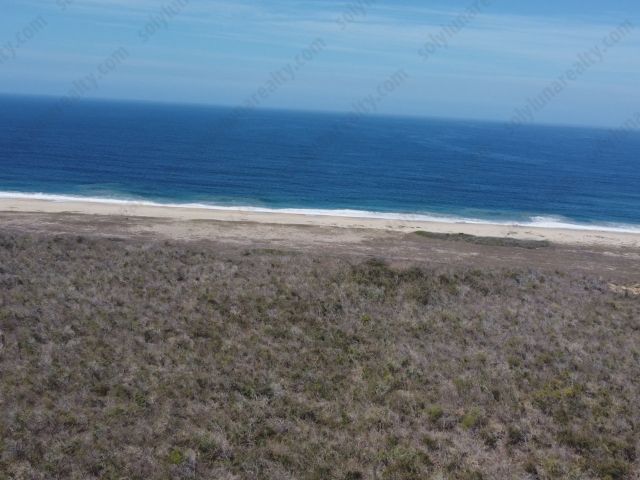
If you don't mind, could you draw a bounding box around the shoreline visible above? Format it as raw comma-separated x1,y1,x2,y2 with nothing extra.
2,197,640,248
3,193,640,234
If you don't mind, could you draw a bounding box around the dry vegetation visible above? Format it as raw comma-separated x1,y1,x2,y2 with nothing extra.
0,232,639,479
413,231,551,249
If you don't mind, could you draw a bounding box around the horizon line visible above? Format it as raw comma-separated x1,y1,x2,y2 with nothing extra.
0,91,632,133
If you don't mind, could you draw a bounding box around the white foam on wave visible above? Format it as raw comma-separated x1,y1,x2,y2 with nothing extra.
2,191,640,234
519,216,640,233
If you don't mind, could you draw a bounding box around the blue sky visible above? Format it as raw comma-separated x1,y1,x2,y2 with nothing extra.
1,0,638,127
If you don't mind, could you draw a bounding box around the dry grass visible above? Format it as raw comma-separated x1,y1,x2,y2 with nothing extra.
0,232,639,479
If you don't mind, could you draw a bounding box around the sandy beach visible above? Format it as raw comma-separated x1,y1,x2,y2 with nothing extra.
1,197,639,248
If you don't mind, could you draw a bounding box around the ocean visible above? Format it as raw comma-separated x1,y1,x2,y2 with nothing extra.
1,95,639,232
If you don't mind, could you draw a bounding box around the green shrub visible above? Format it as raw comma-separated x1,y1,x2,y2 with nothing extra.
169,448,186,465
461,408,486,430
428,406,444,423
591,459,630,480
197,436,220,466
414,231,550,249
507,426,526,446
379,445,433,478
556,429,595,452
479,428,498,449
423,435,439,450
523,457,538,476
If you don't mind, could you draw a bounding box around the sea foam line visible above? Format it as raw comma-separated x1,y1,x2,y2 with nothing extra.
1,191,640,234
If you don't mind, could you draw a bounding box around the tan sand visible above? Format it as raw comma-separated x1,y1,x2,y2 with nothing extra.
1,198,639,248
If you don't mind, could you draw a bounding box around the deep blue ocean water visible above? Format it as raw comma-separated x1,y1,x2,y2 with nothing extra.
1,95,639,231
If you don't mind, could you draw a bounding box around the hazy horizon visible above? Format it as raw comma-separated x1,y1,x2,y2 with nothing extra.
2,0,639,129
3,90,639,134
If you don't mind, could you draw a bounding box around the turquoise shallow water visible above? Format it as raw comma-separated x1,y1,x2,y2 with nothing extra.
1,95,640,231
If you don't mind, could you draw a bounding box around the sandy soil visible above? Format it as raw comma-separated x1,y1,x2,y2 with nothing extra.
1,198,640,248
2,205,640,284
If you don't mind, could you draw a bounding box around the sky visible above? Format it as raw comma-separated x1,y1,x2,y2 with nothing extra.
0,0,639,128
